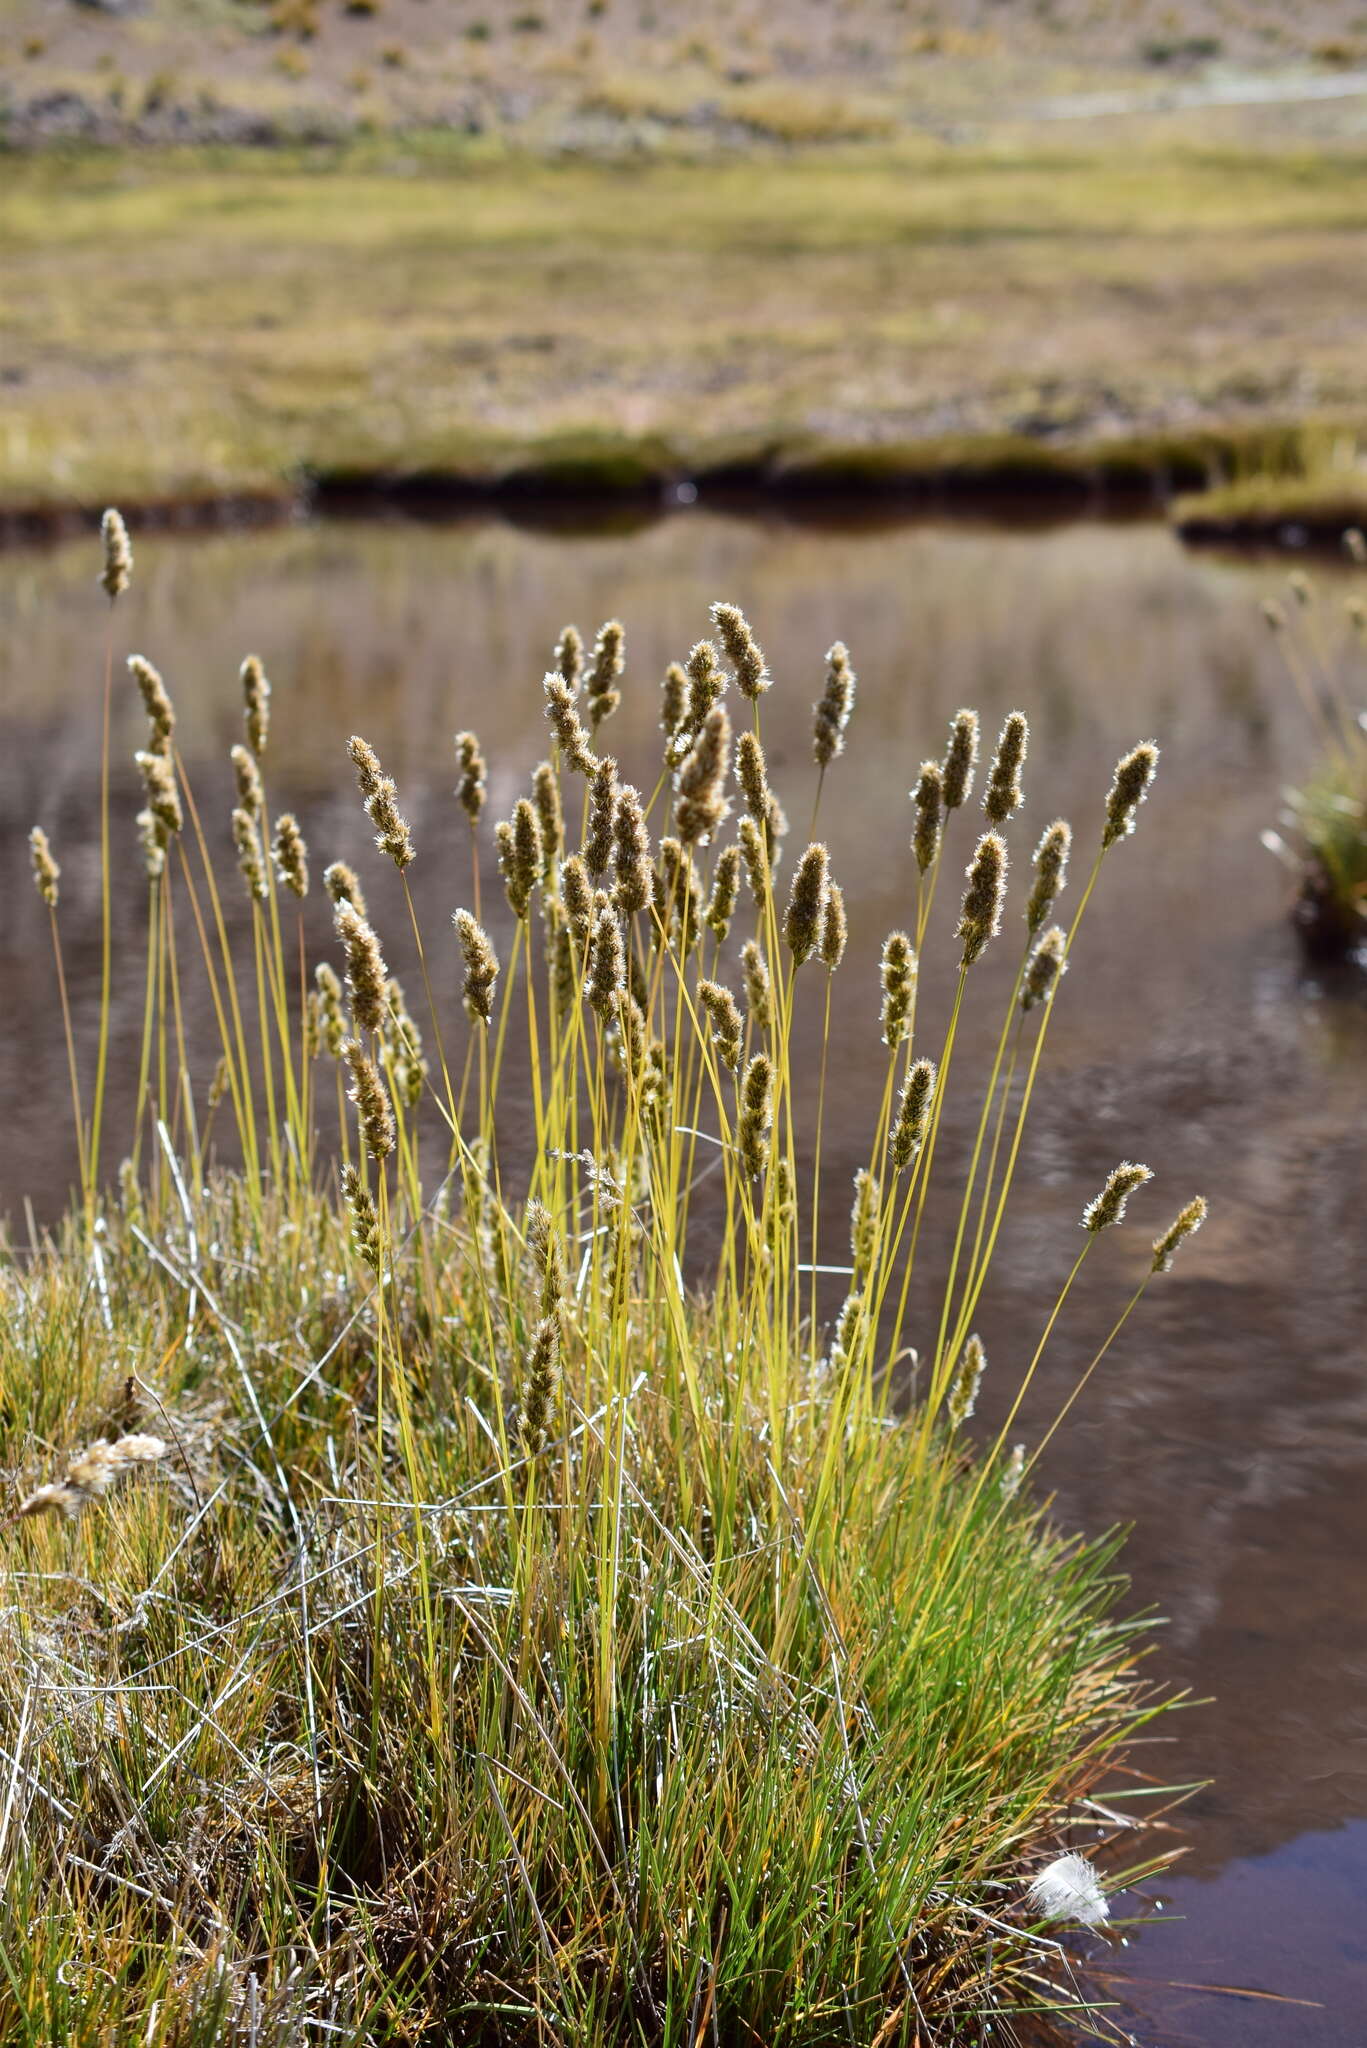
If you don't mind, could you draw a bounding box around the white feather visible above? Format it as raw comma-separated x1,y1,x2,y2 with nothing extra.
1026,1851,1109,1929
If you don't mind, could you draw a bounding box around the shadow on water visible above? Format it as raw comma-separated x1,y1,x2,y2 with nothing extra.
1,507,1364,2045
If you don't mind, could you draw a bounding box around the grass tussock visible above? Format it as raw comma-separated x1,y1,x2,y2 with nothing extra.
3,522,1208,2044
1260,550,1367,952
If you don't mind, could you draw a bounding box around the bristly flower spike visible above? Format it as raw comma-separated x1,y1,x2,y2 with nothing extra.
880,931,917,1046
343,1038,395,1161
711,601,770,700
454,730,487,825
957,832,1008,968
785,843,829,966
241,655,271,755
737,1052,773,1179
1083,1160,1153,1233
348,735,414,870
983,711,1028,826
1102,741,1159,849
660,660,688,741
554,623,584,692
613,784,653,916
272,813,309,898
674,705,732,846
231,744,263,819
820,881,847,971
453,909,499,1024
323,859,367,919
583,757,618,876
543,672,598,775
1151,1195,1208,1273
812,640,855,768
129,655,175,748
912,760,944,874
335,899,389,1034
532,760,564,872
704,843,741,943
941,708,979,810
585,619,625,729
100,508,132,600
948,1334,986,1428
29,827,59,909
1020,925,1067,1012
890,1057,935,1171
1026,819,1071,933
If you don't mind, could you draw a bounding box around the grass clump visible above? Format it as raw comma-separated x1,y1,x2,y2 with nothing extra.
1260,550,1367,954
3,520,1207,2043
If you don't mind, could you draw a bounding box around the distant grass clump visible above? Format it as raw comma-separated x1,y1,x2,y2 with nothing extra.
1261,546,1367,954
2,514,1209,2044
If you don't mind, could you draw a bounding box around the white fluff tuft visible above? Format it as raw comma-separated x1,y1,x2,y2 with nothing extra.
1026,1851,1109,1929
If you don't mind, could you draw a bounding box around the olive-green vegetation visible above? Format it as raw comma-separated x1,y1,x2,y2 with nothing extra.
1,531,1205,2042
1262,564,1367,950
3,135,1367,521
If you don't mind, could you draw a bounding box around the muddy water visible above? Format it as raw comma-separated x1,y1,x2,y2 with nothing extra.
2,509,1364,2045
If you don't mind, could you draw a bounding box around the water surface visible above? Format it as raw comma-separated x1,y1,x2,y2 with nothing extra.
1,508,1364,2045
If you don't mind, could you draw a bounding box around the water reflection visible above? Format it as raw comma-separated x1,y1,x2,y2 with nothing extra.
1,509,1364,2045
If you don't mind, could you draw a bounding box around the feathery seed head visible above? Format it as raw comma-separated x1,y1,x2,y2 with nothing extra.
820,881,847,971
737,814,769,908
1288,569,1313,609
129,655,175,743
335,898,389,1035
912,759,944,875
532,761,564,872
232,806,266,901
520,1314,562,1453
1026,818,1071,933
812,640,856,768
498,799,543,918
1000,1443,1026,1498
585,618,625,729
1151,1194,1208,1273
674,704,732,846
18,1432,165,1520
241,655,271,755
742,939,772,1032
314,961,346,1057
348,734,414,870
660,659,689,740
587,903,626,1023
681,638,725,740
135,748,183,838
544,899,578,1022
957,831,1008,968
583,756,619,876
453,907,499,1025
880,930,917,1046
29,826,59,909
983,711,1028,826
891,1057,936,1172
1021,925,1067,1012
344,1038,395,1160
342,1163,382,1275
230,743,263,819
137,809,167,880
1102,741,1159,850
704,843,742,943
612,784,653,916
323,859,367,919
1083,1159,1153,1233
711,600,770,700
272,812,309,898
560,854,593,946
698,978,744,1073
784,841,829,966
543,671,598,775
554,622,584,691
454,730,487,825
99,508,132,600
941,707,979,810
948,1334,986,1429
850,1168,880,1282
736,728,771,825
738,1052,773,1180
